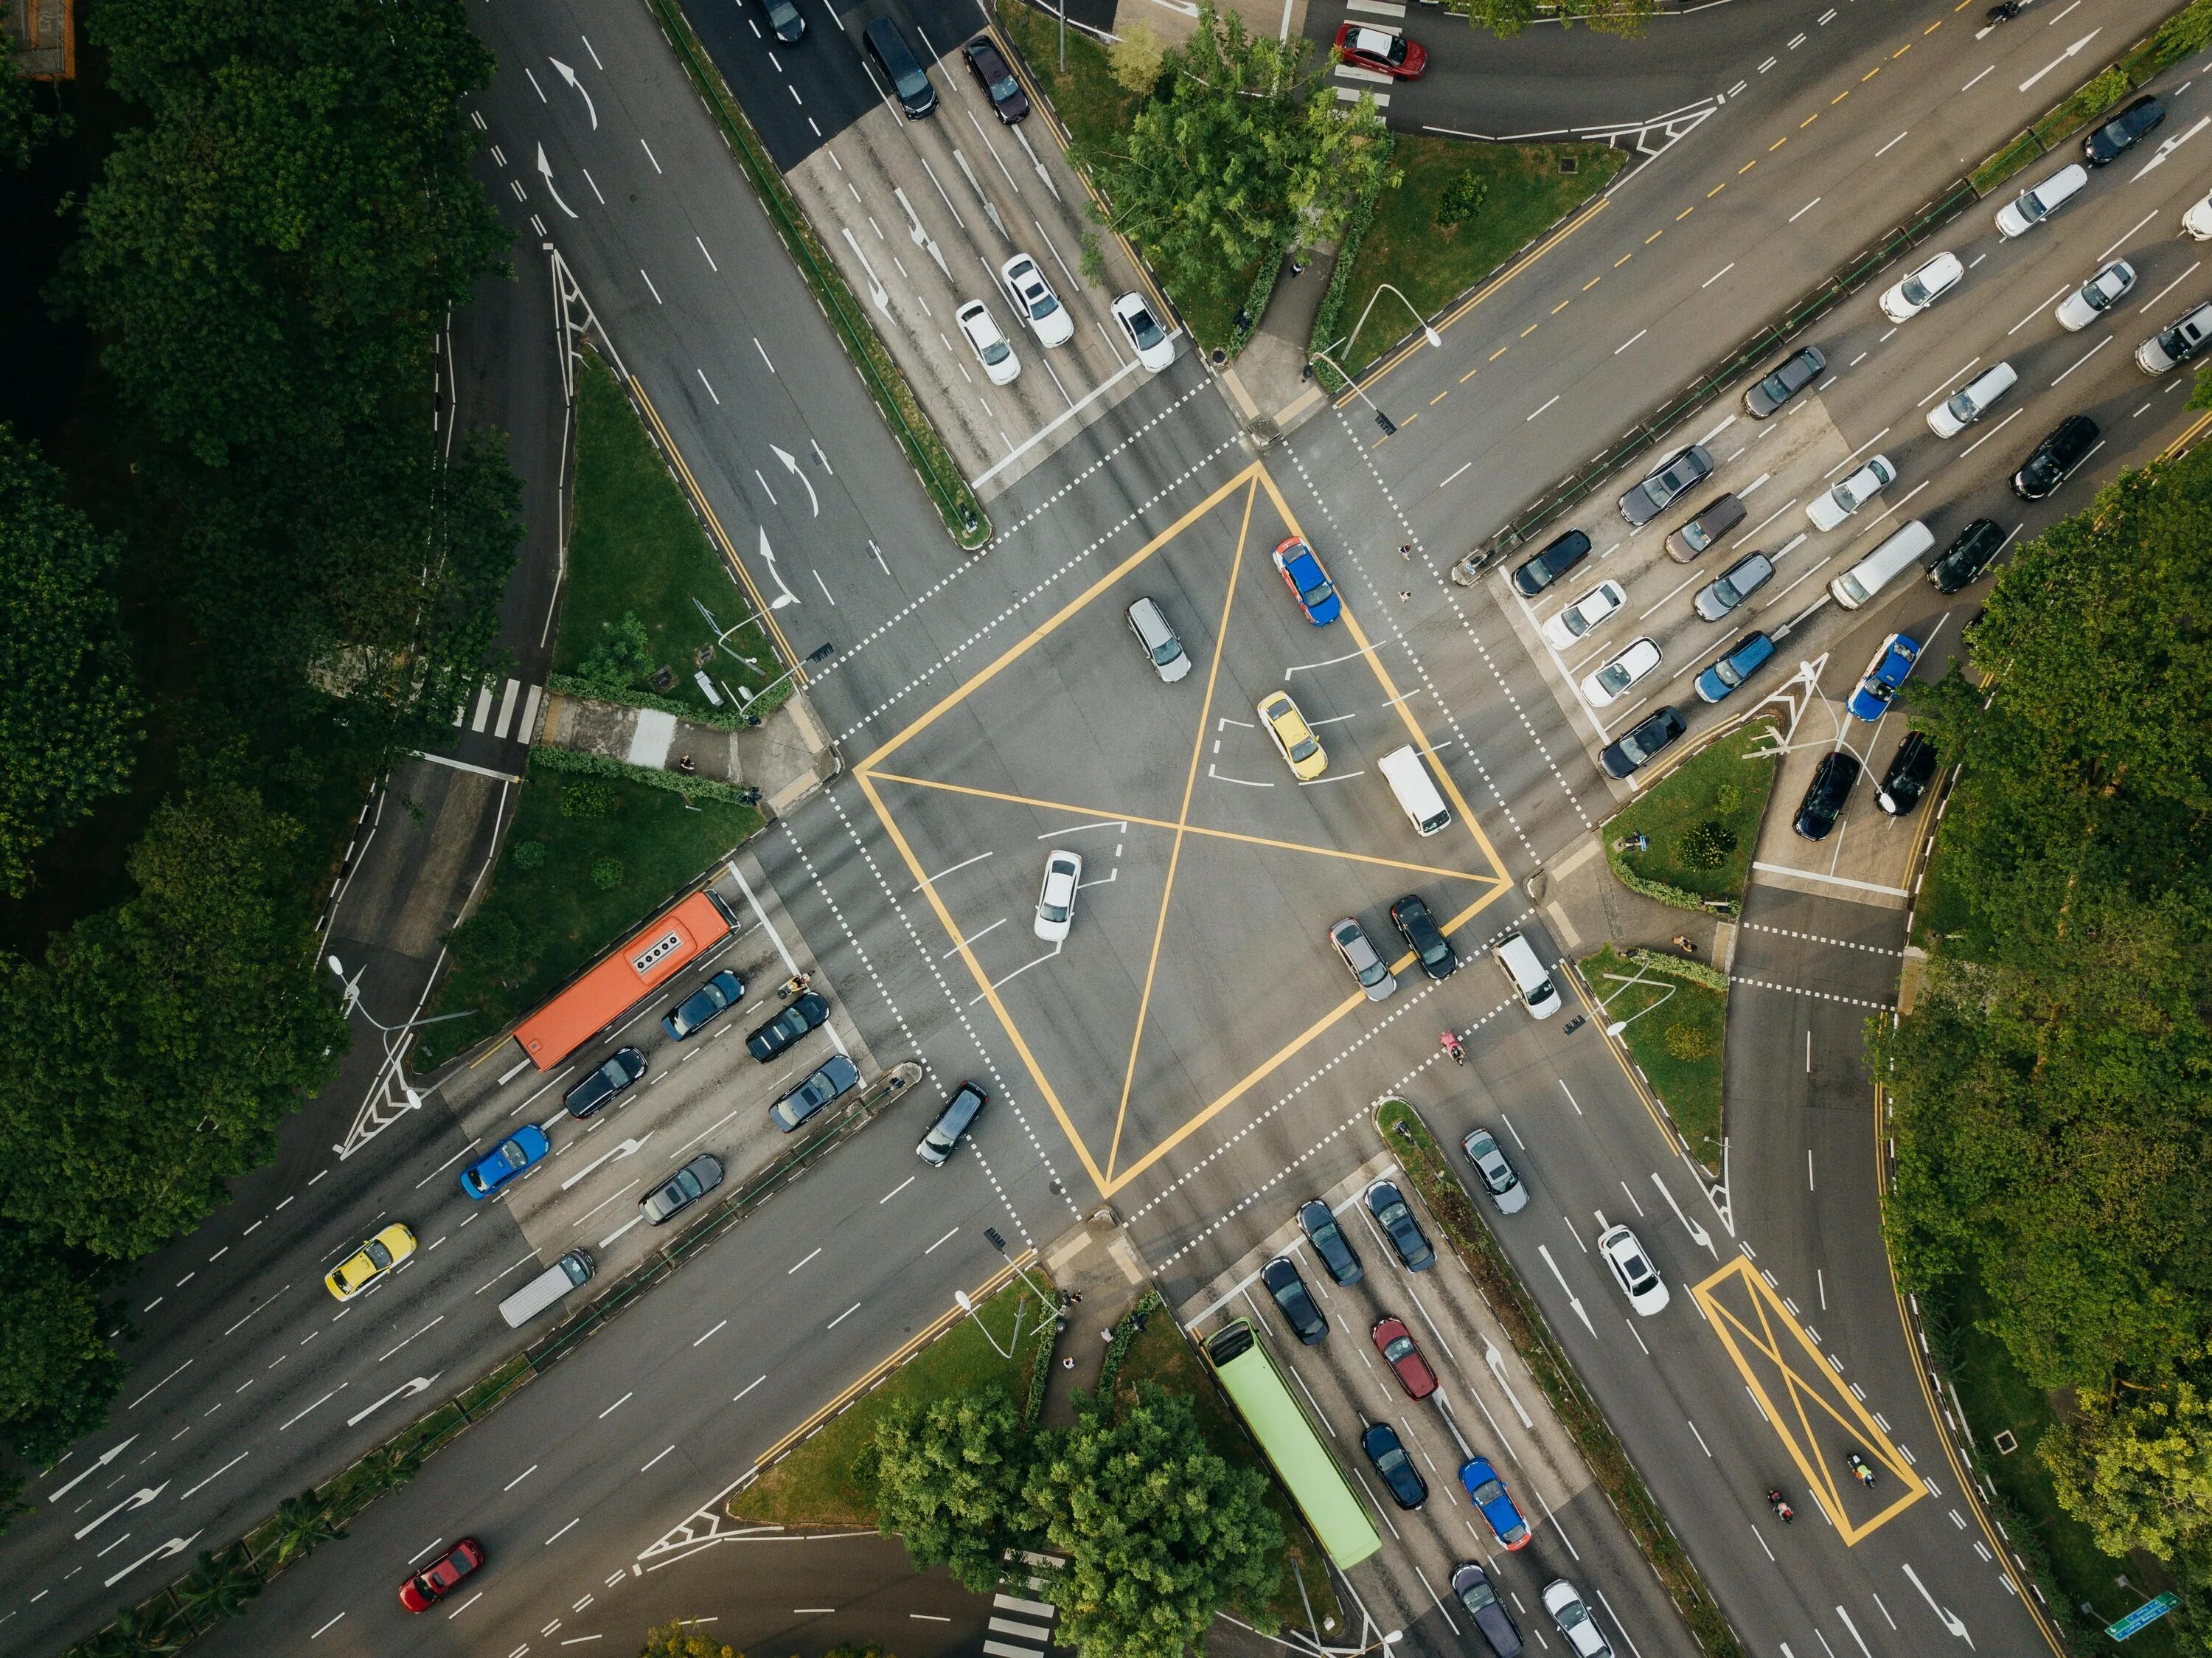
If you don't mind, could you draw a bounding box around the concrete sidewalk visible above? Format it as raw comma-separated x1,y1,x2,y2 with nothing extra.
1220,240,1335,445
536,688,838,818
1034,1210,1153,1428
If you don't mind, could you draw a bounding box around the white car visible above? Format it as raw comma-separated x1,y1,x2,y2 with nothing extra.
1033,849,1082,941
2187,190,2212,241
1112,291,1175,372
1541,580,1626,652
1580,637,1660,710
1806,454,1896,531
956,300,1020,386
1877,251,1962,322
1596,1224,1669,1316
1995,162,2088,238
2056,259,2136,330
1542,1581,1615,1658
1000,254,1074,348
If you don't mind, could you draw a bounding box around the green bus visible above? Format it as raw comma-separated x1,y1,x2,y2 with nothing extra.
1204,1318,1382,1571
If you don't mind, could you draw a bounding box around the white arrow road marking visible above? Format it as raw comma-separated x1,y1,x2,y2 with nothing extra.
49,1436,137,1504
560,1133,655,1193
535,144,579,219
349,1373,443,1429
1484,1339,1534,1428
1650,1170,1717,1257
549,58,597,128
105,1531,200,1590
1012,125,1061,201
771,445,821,517
75,1483,169,1541
838,226,891,314
2132,114,2211,180
599,1215,647,1250
892,186,950,278
756,527,801,609
1902,1563,1975,1645
1537,1245,1596,1336
2019,28,2098,92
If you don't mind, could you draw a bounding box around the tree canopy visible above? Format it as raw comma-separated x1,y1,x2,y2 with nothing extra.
0,426,140,896
872,1390,1034,1592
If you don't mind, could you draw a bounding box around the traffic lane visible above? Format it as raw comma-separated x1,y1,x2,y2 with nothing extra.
179,1109,1046,1657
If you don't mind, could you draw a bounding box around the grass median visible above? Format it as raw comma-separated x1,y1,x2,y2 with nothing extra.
413,770,761,1068
1375,1098,1745,1658
1604,721,1780,912
1579,946,1725,1174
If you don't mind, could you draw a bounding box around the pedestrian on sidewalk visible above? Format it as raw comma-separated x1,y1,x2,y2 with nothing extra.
677,753,696,775
1673,934,1696,957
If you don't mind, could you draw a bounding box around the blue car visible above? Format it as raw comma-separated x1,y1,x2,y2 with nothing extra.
459,1125,550,1200
1366,1179,1435,1272
1847,632,1919,722
1271,536,1341,625
1458,1455,1531,1550
662,969,745,1039
1694,631,1777,704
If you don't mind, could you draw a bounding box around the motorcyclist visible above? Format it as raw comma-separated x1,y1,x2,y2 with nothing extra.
1441,1030,1467,1064
1847,1451,1877,1487
1767,1488,1795,1522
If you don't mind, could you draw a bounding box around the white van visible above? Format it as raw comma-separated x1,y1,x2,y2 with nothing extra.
1926,362,2016,437
1829,519,1935,610
1378,744,1451,836
1493,930,1562,1019
498,1248,596,1328
1995,163,2087,238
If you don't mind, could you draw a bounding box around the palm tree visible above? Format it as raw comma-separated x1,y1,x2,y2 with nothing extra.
266,1489,347,1567
174,1545,261,1630
74,1599,183,1657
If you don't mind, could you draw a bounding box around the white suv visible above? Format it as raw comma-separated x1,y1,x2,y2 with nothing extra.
1542,1581,1615,1658
1808,454,1895,531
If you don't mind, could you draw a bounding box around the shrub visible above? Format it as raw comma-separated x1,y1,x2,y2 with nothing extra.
1108,21,1169,94
561,779,619,818
1435,171,1488,228
574,611,654,690
1664,1024,1712,1061
1680,820,1738,869
510,839,546,870
1714,784,1742,812
589,856,625,890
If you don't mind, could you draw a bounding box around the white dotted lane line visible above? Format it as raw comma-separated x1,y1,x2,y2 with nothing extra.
834,433,1242,746
1739,922,1904,958
813,380,1217,698
1144,986,1523,1270
813,787,1079,1237
1731,975,1893,1013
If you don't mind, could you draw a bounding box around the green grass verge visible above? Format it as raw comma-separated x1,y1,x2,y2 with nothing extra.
1113,1314,1343,1636
1326,136,1623,375
1579,946,1725,1174
560,352,782,714
1907,837,1989,959
731,1279,1057,1527
413,769,762,1067
1375,1100,1745,1658
1604,724,1780,910
1930,1277,2185,1657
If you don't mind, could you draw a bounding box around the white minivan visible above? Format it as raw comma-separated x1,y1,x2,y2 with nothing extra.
1927,362,2017,437
1829,519,1935,610
1996,163,2088,238
1493,929,1562,1019
1378,744,1452,836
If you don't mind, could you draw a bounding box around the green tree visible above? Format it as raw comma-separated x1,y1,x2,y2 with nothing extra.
871,1390,1034,1592
1082,4,1394,317
638,1625,741,1658
0,783,351,1258
173,1544,262,1628
1107,22,1169,95
1023,1384,1282,1658
1457,0,1658,39
262,1490,346,1568
0,1224,127,1483
0,425,142,895
2043,1350,2212,1584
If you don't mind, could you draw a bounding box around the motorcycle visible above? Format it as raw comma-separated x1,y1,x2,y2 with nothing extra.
1986,1,2022,20
1847,1451,1877,1488
1767,1488,1795,1523
1441,1030,1467,1066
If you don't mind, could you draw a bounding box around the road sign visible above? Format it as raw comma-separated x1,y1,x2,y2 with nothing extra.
2108,1593,2179,1641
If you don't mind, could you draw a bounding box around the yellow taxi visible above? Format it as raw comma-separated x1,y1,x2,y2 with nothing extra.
324,1222,418,1301
1257,690,1327,781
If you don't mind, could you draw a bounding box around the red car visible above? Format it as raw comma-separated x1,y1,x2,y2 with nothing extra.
1371,1316,1438,1399
1334,23,1427,79
400,1538,485,1612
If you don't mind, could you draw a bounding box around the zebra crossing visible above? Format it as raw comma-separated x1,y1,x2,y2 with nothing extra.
453,675,544,746
981,1551,1062,1658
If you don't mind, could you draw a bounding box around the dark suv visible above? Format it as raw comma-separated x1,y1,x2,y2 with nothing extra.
2084,94,2163,165
1745,346,1826,418
1619,445,1714,527
1927,518,2006,593
1793,752,1861,842
2011,414,2099,501
565,1047,646,1118
1510,528,1590,596
1389,893,1458,980
962,38,1029,122
1877,732,1939,816
1261,1256,1327,1344
1599,706,1685,778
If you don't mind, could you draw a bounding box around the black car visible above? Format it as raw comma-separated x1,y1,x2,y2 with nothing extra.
1927,518,2006,594
1510,528,1591,597
962,38,1029,123
1744,345,1826,419
1261,1255,1327,1344
641,1153,725,1224
1389,893,1458,980
2084,94,2163,165
662,969,745,1040
746,992,830,1061
1618,444,1714,527
1877,732,1939,816
565,1047,646,1118
770,1054,861,1131
1366,1179,1435,1272
1452,1562,1526,1657
2012,414,2099,501
1298,1199,1364,1286
1599,705,1686,779
1793,751,1862,842
1361,1421,1427,1509
757,0,804,43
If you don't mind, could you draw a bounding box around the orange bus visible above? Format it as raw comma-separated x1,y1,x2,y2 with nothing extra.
511,888,742,1069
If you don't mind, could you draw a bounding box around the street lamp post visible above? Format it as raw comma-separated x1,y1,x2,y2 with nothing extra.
1603,977,1676,1038
1343,282,1440,365
953,1288,1015,1359
981,1225,1055,1308
1308,344,1403,437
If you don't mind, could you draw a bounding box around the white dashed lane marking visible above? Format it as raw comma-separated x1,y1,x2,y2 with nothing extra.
1731,975,1893,1013
1739,921,1903,958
